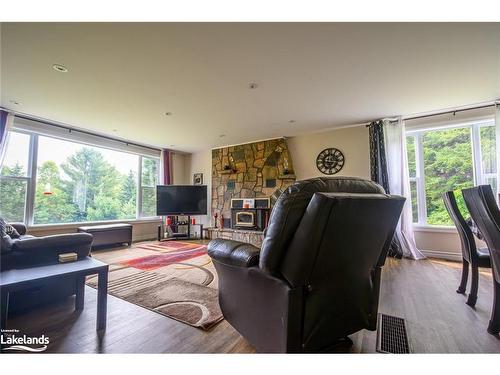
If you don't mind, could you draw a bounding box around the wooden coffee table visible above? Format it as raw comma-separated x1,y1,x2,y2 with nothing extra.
0,257,109,331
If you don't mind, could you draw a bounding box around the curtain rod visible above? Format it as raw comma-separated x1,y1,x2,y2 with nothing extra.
403,103,496,122
366,102,497,126
1,108,163,153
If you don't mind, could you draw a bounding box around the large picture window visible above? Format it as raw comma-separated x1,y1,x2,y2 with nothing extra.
406,119,496,226
0,122,160,226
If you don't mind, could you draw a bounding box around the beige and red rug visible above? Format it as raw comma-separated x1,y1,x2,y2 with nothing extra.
86,240,222,330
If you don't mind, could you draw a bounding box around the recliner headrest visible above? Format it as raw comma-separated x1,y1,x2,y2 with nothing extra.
259,177,385,274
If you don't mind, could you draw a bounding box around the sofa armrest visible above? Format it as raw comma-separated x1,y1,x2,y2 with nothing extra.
3,233,94,270
12,233,93,255
10,222,27,235
1,235,14,253
208,239,260,267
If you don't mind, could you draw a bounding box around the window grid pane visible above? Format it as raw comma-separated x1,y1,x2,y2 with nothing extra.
479,125,497,194
140,157,159,217
1,132,30,177
406,135,417,178
0,178,28,222
422,127,474,226
33,135,140,224
409,179,418,223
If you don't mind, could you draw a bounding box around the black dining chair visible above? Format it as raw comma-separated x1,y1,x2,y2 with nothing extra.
462,185,500,335
443,191,491,306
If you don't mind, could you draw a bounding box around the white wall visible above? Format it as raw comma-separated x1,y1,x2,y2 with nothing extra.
413,229,462,261
187,125,465,260
187,150,212,226
287,125,371,180
171,152,190,185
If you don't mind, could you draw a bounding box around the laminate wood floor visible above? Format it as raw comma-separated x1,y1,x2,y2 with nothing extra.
5,256,500,353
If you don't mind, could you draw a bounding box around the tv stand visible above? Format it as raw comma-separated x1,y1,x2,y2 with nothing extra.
157,215,204,241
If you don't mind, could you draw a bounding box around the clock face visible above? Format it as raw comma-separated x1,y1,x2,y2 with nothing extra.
316,148,345,175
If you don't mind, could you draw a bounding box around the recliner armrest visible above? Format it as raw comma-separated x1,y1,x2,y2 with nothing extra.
208,239,260,267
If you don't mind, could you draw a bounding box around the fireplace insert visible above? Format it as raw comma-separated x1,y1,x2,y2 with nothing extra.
235,211,255,227
230,198,270,231
231,208,269,231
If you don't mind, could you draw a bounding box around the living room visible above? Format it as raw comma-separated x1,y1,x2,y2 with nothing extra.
1,2,500,374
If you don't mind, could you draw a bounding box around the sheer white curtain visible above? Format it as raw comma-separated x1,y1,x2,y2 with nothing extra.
383,117,425,260
0,111,14,169
496,101,500,196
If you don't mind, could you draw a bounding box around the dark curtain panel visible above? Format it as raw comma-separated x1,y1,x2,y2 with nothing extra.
368,120,403,259
0,110,8,153
162,149,172,185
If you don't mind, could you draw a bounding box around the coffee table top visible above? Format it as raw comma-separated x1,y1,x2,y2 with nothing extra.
0,257,108,288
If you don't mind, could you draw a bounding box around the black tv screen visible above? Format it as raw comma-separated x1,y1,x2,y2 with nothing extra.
156,185,207,215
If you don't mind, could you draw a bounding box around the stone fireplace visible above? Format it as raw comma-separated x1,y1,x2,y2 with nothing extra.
211,138,296,228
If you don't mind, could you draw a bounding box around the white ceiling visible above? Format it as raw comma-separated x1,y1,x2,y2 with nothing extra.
1,23,499,153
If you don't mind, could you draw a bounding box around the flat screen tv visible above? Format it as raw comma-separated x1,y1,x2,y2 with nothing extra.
156,185,207,215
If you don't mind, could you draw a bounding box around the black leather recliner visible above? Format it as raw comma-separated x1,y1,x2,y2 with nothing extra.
208,177,405,353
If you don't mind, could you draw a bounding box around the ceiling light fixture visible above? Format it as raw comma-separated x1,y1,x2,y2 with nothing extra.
248,83,258,89
165,112,173,116
219,134,226,138
52,64,68,73
9,100,20,105
289,120,296,124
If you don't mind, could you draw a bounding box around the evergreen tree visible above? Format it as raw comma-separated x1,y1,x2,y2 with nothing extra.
60,147,123,221
119,170,137,218
33,161,76,224
0,164,27,222
121,170,137,203
140,158,158,217
0,148,153,224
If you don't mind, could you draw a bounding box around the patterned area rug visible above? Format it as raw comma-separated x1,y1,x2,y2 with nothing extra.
86,241,223,330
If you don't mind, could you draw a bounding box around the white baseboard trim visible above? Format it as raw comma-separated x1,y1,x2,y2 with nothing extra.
132,234,157,242
421,249,462,262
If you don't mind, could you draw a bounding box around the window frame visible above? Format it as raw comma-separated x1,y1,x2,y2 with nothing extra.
406,118,496,227
0,130,37,224
137,155,161,220
1,129,161,227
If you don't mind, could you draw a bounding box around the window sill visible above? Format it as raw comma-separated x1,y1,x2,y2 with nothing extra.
412,224,457,233
27,218,162,232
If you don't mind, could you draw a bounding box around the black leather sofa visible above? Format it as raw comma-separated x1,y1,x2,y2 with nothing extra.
1,222,93,313
208,177,405,353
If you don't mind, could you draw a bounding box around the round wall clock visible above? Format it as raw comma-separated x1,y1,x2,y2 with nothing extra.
316,148,345,175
